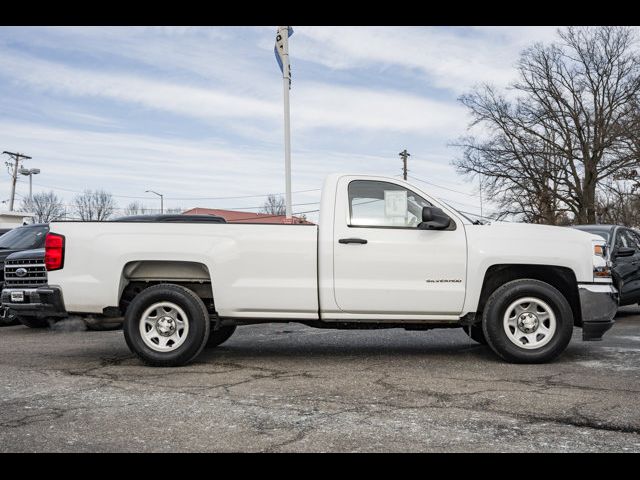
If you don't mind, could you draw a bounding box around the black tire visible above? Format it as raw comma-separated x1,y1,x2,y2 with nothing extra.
19,316,51,329
123,283,210,367
0,307,20,327
482,279,574,364
463,324,487,345
206,325,236,348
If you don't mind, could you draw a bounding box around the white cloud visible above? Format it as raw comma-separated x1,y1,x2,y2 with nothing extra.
0,49,279,122
293,82,468,134
0,120,480,216
0,47,468,138
291,26,561,93
0,26,265,89
1,26,543,218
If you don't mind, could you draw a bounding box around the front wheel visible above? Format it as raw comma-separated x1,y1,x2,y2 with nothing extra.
124,284,210,367
482,279,574,363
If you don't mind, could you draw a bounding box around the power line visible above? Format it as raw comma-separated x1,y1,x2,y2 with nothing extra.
408,174,479,198
457,209,510,222
9,195,322,213
436,196,483,211
19,179,321,201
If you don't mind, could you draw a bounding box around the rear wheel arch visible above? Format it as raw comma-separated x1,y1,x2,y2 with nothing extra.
117,260,216,316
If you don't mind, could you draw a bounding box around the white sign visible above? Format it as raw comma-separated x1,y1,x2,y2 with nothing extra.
384,190,407,218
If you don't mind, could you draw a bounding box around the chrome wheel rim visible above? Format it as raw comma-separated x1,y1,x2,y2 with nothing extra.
503,297,556,350
139,302,189,352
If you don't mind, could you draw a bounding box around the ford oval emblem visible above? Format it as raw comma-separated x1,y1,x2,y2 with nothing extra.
15,268,28,277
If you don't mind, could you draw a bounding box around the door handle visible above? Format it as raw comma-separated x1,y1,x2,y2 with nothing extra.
339,238,368,244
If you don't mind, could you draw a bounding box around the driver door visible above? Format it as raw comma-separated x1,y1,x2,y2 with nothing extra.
332,179,467,315
614,228,640,304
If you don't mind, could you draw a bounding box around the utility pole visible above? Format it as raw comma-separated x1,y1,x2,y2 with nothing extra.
399,149,410,181
2,151,31,211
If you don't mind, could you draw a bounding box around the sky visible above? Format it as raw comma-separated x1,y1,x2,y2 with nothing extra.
0,26,562,221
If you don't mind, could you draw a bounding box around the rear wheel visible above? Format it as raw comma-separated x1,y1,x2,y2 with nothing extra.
206,325,236,348
19,316,50,329
124,284,210,367
482,279,573,363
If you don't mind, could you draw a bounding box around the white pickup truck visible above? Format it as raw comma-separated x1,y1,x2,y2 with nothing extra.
2,174,618,366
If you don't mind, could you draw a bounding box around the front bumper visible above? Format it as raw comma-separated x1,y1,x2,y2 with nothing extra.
578,283,618,341
1,286,67,318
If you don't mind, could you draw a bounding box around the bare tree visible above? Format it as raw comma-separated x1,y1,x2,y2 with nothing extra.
19,191,65,223
597,180,640,227
73,189,116,221
164,207,184,214
124,201,149,216
454,26,640,224
458,127,573,224
260,194,286,215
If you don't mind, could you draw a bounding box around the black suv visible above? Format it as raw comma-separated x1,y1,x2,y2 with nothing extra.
573,224,640,307
0,224,49,325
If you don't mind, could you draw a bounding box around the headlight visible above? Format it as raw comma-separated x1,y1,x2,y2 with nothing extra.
592,240,611,281
593,265,612,278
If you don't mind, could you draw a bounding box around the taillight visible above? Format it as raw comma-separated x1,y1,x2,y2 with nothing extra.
45,233,65,271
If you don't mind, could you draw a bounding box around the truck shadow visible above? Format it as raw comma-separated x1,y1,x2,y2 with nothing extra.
614,307,640,319
197,341,498,364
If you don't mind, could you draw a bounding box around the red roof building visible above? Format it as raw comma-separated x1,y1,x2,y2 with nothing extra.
183,208,313,224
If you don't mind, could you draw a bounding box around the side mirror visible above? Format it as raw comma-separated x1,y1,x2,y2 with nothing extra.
418,206,451,230
613,246,635,258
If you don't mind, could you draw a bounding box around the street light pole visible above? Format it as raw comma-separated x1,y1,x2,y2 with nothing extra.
20,168,40,204
145,190,164,214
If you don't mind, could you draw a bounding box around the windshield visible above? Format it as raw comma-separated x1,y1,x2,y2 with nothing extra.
0,225,49,250
575,228,610,242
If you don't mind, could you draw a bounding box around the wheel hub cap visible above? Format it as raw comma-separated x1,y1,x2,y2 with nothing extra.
503,297,557,350
517,312,539,333
156,316,177,336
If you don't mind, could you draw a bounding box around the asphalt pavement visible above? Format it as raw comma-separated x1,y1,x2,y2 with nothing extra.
1,307,639,452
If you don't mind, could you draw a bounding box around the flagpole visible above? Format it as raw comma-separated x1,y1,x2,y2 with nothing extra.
281,28,293,220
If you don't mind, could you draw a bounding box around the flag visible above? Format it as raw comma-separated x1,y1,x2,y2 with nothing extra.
274,26,294,85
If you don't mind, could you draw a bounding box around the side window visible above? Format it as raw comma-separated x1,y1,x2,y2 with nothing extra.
614,229,627,249
348,180,432,228
621,229,640,250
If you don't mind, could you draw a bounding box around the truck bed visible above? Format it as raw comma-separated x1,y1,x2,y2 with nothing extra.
47,222,319,318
